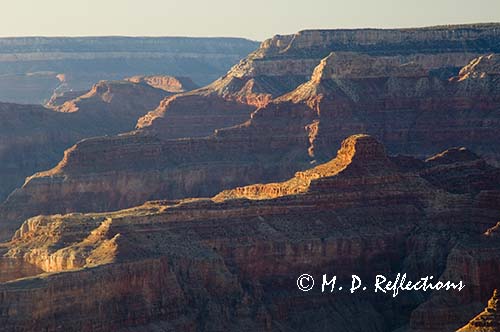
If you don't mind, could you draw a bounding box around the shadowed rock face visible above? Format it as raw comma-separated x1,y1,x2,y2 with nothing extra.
0,36,259,104
260,51,500,163
409,220,500,332
0,80,171,204
3,25,500,241
2,135,500,332
0,258,43,283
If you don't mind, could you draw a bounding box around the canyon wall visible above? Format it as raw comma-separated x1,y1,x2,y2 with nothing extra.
4,37,500,240
1,135,499,331
0,80,171,203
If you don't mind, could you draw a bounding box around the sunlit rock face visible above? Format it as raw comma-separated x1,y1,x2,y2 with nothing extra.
457,290,500,332
124,75,199,93
136,24,500,136
1,26,500,331
2,134,500,331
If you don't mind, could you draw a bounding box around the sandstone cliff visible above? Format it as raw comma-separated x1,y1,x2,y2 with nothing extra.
261,51,500,163
409,220,500,332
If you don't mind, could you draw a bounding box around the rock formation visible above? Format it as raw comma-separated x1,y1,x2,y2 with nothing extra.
201,24,500,106
0,36,259,104
1,134,500,332
2,24,500,332
260,51,500,163
136,24,500,138
46,89,88,108
409,219,500,332
457,290,500,332
3,25,500,242
125,75,199,93
0,80,171,205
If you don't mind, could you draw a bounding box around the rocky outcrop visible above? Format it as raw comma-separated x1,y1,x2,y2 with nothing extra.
458,290,500,332
1,25,500,332
213,134,394,200
201,24,500,103
256,24,500,58
125,75,199,93
137,47,500,152
0,81,170,205
136,24,500,137
0,36,259,104
54,80,171,123
2,135,500,332
46,89,88,108
135,93,255,139
264,51,500,163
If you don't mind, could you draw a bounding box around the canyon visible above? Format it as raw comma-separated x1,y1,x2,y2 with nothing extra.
1,24,500,331
3,24,500,241
0,36,258,104
0,77,197,204
1,135,499,331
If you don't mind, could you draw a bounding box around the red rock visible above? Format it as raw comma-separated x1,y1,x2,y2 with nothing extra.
125,75,199,93
4,28,500,241
2,134,500,331
0,80,170,205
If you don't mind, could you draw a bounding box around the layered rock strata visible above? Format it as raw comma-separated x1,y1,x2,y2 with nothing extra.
3,45,500,240
125,75,199,93
0,36,259,103
137,24,500,138
2,135,500,331
0,80,170,203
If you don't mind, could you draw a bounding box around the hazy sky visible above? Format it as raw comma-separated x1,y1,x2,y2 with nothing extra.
1,0,500,41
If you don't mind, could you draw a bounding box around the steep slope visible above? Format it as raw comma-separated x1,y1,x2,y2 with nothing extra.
0,80,171,204
409,221,500,332
204,23,500,106
255,51,500,163
46,89,87,108
2,135,500,332
213,134,394,200
54,80,172,127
